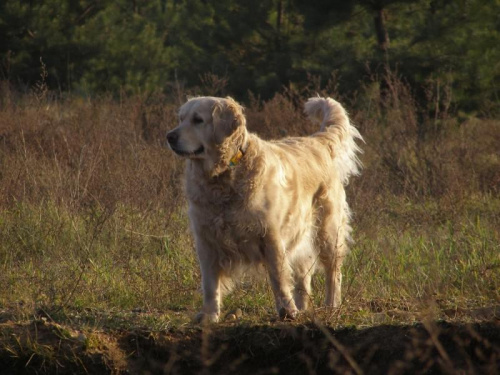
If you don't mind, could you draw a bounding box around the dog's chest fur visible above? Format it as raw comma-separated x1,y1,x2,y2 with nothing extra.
185,164,265,263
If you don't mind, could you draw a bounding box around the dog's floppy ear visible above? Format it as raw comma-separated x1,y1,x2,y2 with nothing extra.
212,97,245,144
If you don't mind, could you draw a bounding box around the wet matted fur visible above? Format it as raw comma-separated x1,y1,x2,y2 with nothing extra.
167,96,362,322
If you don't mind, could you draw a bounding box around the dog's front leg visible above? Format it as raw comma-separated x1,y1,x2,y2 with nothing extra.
195,240,222,323
263,235,298,320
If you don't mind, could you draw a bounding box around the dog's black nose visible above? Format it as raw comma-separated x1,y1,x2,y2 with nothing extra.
167,131,178,146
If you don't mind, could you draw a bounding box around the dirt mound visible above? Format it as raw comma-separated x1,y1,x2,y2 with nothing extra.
1,318,499,374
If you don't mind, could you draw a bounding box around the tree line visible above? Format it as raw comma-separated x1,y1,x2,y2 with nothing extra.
1,0,498,111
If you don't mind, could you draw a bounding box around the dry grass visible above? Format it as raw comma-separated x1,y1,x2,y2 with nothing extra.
0,73,499,373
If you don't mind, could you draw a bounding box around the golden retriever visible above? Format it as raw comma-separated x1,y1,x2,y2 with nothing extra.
167,96,362,322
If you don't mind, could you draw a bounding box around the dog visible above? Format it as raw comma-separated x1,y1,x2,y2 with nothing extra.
167,96,362,322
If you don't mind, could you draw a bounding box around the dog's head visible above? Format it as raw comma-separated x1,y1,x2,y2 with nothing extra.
167,97,247,174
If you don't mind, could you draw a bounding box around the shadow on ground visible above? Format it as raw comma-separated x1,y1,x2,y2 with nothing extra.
1,317,499,374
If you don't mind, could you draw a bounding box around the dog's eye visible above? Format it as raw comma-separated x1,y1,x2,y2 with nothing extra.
193,116,203,124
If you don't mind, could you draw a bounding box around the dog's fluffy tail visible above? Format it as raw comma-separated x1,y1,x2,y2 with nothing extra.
304,97,363,184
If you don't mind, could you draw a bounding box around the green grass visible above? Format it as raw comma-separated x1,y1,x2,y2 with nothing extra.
345,196,499,306
0,201,200,313
1,195,497,328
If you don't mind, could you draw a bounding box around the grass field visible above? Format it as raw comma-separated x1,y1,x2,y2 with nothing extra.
0,76,499,373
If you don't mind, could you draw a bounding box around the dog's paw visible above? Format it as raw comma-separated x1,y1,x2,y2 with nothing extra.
194,312,219,324
279,307,299,321
224,308,243,322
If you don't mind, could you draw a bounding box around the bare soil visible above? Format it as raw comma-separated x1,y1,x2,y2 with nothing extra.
1,317,499,374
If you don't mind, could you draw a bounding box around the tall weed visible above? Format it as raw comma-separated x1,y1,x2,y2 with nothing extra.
0,75,498,318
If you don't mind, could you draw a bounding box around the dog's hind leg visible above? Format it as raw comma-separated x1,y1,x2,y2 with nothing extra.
322,248,345,308
317,192,350,308
262,232,299,320
293,263,314,311
292,240,316,311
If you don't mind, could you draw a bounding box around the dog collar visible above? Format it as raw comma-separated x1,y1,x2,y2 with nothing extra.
229,149,244,167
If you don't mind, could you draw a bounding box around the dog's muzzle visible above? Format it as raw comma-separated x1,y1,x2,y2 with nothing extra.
166,131,179,148
166,131,204,156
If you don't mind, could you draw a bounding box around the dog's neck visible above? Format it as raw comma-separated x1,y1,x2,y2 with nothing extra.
208,126,248,178
188,126,249,180
228,136,249,167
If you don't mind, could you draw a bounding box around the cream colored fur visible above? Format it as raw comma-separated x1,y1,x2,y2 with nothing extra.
166,96,362,322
